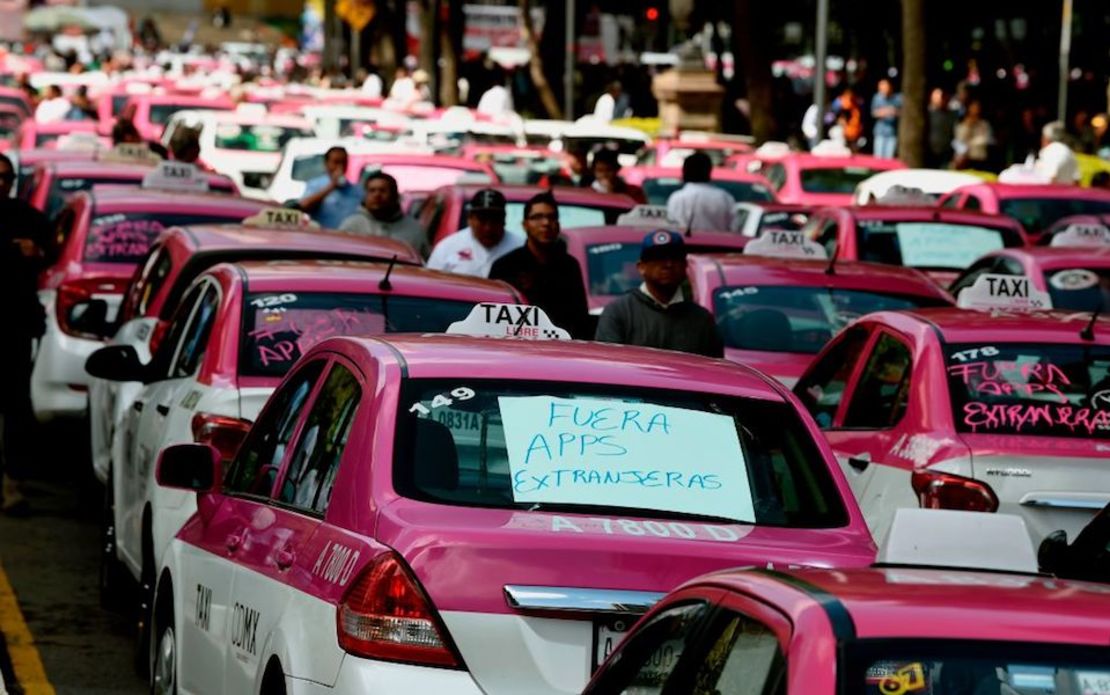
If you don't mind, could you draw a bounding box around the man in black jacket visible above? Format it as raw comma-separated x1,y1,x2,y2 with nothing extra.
595,230,723,358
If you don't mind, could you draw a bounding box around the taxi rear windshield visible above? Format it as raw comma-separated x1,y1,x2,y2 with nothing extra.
240,291,477,377
1043,267,1110,312
848,640,1110,695
642,178,774,206
393,379,849,528
1000,197,1110,233
800,167,879,193
214,124,311,153
457,203,620,233
84,212,243,264
946,342,1110,439
714,286,944,354
855,220,1020,270
47,176,135,220
586,242,742,297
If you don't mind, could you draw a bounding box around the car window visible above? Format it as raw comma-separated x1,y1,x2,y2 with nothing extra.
800,167,879,194
794,326,872,428
84,213,244,265
842,332,914,429
940,194,962,209
686,611,786,695
170,283,220,379
948,256,1002,296
50,207,78,261
816,219,839,256
854,220,1016,271
963,195,982,211
151,283,205,380
223,360,326,498
277,363,361,515
764,163,787,191
122,246,173,321
589,602,710,695
1000,197,1110,234
1043,267,1110,312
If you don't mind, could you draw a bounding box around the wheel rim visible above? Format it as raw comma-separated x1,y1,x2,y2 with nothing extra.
152,625,175,695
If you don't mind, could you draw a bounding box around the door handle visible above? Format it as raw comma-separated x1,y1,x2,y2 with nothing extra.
132,401,144,413
155,404,170,416
225,530,246,553
847,453,872,472
275,546,295,571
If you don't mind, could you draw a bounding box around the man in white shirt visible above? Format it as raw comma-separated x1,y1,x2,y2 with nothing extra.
34,86,71,123
592,81,629,123
427,189,523,277
666,151,736,231
1034,121,1080,185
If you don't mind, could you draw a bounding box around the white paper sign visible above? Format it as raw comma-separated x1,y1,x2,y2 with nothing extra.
616,205,679,228
498,396,754,522
142,162,209,192
895,224,1004,269
1049,223,1110,248
447,303,570,340
745,229,827,259
99,143,163,165
242,207,317,229
957,273,1053,310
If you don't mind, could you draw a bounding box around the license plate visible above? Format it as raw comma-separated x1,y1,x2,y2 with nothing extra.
1077,671,1110,695
592,618,635,671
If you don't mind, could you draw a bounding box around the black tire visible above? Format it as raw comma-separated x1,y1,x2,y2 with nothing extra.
150,582,176,695
260,659,287,695
99,469,127,612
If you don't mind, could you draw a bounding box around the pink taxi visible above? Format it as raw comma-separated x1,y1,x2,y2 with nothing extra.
622,165,777,207
950,247,1110,313
793,303,1110,546
688,253,953,386
148,310,876,695
938,182,1110,238
735,152,906,206
0,86,32,118
638,136,754,168
32,188,267,422
120,93,235,141
15,119,104,150
346,154,498,210
8,147,97,199
803,206,1027,286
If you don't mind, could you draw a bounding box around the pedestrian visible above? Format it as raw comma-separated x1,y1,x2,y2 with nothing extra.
426,189,523,277
360,67,383,99
833,87,864,152
34,85,71,123
870,78,902,159
297,146,363,228
1034,121,1080,185
111,117,143,145
169,125,202,164
595,230,723,358
953,99,993,170
0,154,46,515
339,171,429,256
593,81,630,123
66,86,97,121
489,192,589,338
589,148,646,203
926,88,958,168
666,152,735,231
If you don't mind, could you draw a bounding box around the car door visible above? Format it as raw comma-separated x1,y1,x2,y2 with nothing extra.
224,359,364,693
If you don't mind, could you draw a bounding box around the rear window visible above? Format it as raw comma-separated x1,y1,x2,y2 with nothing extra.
714,286,942,354
458,203,621,233
35,132,62,148
150,104,225,126
84,213,244,264
800,167,879,194
855,220,1018,270
946,343,1110,439
642,178,773,206
756,210,811,235
291,154,326,182
1043,267,1110,312
393,378,849,528
587,242,742,298
240,291,477,377
1000,197,1110,233
213,124,312,153
47,176,135,220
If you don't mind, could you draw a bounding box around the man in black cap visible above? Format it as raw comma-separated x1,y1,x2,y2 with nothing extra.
490,192,590,338
427,188,523,277
595,229,723,358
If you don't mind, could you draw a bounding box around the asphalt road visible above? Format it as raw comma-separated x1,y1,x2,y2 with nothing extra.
0,421,145,695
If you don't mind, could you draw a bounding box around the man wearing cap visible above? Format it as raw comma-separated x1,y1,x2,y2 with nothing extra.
595,230,723,358
427,189,523,277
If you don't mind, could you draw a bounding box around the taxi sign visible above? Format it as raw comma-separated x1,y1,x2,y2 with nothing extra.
99,143,163,165
1050,223,1110,248
141,162,209,193
55,132,104,152
616,205,679,228
242,207,318,229
956,273,1052,310
447,303,570,340
744,229,827,260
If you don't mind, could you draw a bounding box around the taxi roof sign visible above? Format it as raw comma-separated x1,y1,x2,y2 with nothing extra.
141,161,209,193
616,205,679,228
956,273,1052,311
879,509,1038,574
242,207,318,229
99,143,163,166
1050,222,1110,248
744,229,828,260
447,303,571,340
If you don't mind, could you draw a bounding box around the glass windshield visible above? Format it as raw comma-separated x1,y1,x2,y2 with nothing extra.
486,155,564,185
642,178,773,206
149,104,226,126
35,132,62,148
111,95,129,116
47,176,135,220
84,212,241,264
850,641,1110,695
563,136,646,156
800,167,879,194
714,286,940,354
241,291,476,377
213,124,311,153
855,220,1016,270
946,342,1110,439
1044,268,1110,312
291,154,326,183
586,242,743,297
393,378,848,528
457,203,620,232
756,210,811,235
1001,197,1110,233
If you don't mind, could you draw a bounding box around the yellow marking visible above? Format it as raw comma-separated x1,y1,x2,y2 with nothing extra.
0,562,54,694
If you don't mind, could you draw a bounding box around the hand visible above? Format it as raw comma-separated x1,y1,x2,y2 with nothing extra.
330,172,345,189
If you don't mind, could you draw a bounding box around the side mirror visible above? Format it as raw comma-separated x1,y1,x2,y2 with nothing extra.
156,443,221,493
68,298,110,337
85,344,148,382
1037,529,1069,575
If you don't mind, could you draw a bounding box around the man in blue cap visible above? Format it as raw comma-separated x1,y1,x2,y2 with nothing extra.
595,229,723,357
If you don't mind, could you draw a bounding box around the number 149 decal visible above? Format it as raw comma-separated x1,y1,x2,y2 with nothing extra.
408,387,476,416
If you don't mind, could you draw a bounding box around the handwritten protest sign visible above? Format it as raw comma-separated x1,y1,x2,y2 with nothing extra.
85,216,164,262
498,396,754,522
895,224,1004,269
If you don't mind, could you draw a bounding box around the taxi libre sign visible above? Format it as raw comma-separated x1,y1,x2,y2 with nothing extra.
242,207,318,229
616,205,680,228
957,273,1053,311
1050,222,1110,248
744,229,827,260
141,162,210,193
447,303,571,340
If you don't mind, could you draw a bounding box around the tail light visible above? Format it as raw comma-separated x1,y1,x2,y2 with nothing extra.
337,552,461,669
191,412,252,462
912,470,998,513
56,276,127,338
148,320,170,355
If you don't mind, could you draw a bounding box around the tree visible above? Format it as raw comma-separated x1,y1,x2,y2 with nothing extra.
732,0,777,142
519,0,563,118
899,0,926,166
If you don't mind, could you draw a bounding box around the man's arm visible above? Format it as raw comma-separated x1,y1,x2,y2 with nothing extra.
297,175,339,212
594,297,628,344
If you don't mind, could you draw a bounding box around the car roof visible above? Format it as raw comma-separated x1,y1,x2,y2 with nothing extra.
172,224,423,264
81,188,266,214
835,206,1022,229
562,226,749,247
175,110,311,127
349,154,492,171
321,334,788,400
130,94,231,105
30,121,100,133
698,567,1110,644
954,182,1110,200
691,254,948,292
874,307,1110,345
631,166,770,182
993,246,1110,268
231,259,519,298
774,153,906,169
442,184,636,205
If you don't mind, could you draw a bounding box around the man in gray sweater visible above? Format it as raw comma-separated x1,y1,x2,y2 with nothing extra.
595,230,723,358
339,171,430,257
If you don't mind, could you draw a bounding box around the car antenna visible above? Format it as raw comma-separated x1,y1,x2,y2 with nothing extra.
824,244,838,275
1080,302,1102,342
685,218,694,238
378,255,397,292
513,306,530,336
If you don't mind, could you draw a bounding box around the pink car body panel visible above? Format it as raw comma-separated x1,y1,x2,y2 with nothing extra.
937,182,1110,239
731,153,907,206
